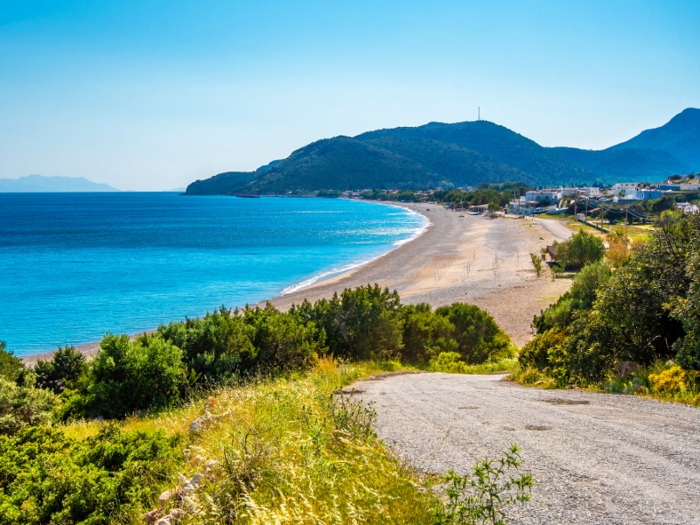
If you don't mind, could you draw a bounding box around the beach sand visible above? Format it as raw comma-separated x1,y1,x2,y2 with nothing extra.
22,202,572,366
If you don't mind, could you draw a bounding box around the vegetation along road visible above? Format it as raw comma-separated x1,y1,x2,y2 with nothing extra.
355,372,700,525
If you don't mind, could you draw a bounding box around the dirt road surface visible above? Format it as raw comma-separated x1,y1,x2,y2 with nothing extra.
354,373,700,524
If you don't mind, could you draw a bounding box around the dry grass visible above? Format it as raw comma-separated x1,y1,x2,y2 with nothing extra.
61,359,440,524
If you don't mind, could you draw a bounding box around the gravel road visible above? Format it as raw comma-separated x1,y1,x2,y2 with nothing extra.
353,373,700,524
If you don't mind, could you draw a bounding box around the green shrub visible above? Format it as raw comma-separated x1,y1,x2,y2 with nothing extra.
519,329,566,369
556,230,605,269
34,346,87,394
667,213,700,371
552,217,694,382
0,342,24,383
0,377,58,436
435,303,514,364
0,424,182,525
519,368,543,385
533,262,611,334
530,253,542,277
158,306,256,381
434,444,533,525
89,333,188,419
402,303,459,363
429,352,468,372
290,284,404,361
159,304,322,382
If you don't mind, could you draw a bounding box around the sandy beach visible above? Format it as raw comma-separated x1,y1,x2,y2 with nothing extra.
260,203,572,346
22,202,572,365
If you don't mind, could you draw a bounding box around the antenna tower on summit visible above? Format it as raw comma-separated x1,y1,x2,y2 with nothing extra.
478,107,480,121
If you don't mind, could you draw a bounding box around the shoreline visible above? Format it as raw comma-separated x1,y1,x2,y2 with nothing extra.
20,200,431,365
22,202,572,366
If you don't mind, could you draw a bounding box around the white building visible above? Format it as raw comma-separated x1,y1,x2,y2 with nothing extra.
525,190,561,203
678,203,699,213
612,183,639,196
578,187,601,197
627,190,663,200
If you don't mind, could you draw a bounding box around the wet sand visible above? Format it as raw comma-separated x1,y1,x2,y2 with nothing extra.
22,203,572,366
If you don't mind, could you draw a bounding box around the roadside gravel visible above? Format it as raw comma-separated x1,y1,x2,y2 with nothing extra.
354,373,700,524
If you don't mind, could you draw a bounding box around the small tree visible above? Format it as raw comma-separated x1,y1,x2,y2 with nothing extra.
35,346,87,394
0,342,25,383
557,230,605,269
530,253,542,277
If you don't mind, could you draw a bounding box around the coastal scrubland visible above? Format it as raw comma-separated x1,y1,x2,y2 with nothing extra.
4,201,700,523
1,286,532,524
515,210,700,406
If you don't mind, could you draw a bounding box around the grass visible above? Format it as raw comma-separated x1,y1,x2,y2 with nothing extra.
61,358,441,524
511,360,700,407
429,357,518,375
54,357,535,524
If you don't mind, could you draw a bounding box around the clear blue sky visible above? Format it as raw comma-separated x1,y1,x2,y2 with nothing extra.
1,0,698,190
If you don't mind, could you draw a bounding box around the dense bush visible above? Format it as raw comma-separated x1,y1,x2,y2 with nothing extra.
34,285,511,420
401,303,459,363
0,424,182,525
668,215,700,370
35,346,87,394
533,262,611,334
546,214,697,382
0,377,58,436
519,329,566,370
159,305,321,382
0,342,24,383
434,303,514,363
88,333,188,419
291,285,404,361
554,230,605,269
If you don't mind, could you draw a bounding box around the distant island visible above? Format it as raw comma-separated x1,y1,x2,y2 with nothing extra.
186,108,699,195
0,175,121,192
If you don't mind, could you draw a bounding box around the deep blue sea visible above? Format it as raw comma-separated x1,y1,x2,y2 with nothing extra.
0,193,426,357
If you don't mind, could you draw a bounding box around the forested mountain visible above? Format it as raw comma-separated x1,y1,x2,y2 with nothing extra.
550,147,690,182
356,120,596,183
185,171,258,195
247,137,438,192
609,108,700,169
186,109,699,195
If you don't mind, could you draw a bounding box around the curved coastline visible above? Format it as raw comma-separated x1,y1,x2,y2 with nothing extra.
21,200,430,365
23,203,576,366
281,201,430,295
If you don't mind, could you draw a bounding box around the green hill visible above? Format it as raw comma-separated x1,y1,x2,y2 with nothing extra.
361,136,534,186
356,120,597,184
185,171,257,195
186,111,699,195
550,147,690,182
246,136,438,192
609,108,700,169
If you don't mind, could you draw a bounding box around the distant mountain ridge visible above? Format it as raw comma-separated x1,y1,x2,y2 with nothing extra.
186,109,699,195
550,147,690,182
0,175,120,192
609,108,700,168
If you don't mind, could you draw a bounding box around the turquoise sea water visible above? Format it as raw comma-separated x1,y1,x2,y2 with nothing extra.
0,193,426,357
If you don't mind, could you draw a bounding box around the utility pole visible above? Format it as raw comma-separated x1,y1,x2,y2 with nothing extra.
625,208,628,238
